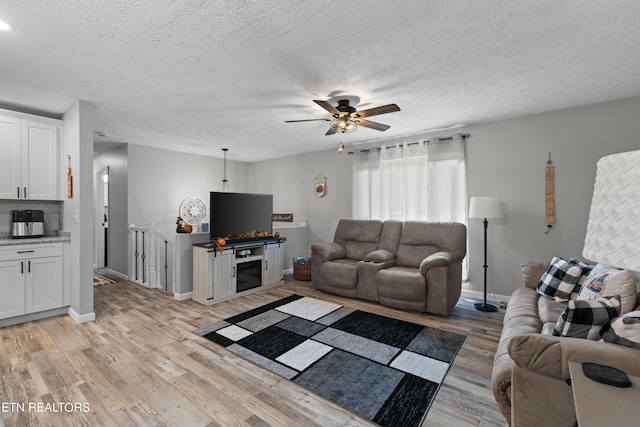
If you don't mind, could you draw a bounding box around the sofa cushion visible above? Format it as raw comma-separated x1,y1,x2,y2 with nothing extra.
552,295,621,340
578,264,638,314
538,296,567,325
377,266,427,302
395,222,466,268
319,259,360,289
600,310,640,349
333,219,383,260
537,256,593,302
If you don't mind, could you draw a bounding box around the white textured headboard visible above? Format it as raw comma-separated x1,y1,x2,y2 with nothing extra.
583,149,640,275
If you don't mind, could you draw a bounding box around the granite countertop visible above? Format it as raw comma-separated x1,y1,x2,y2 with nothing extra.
0,231,71,246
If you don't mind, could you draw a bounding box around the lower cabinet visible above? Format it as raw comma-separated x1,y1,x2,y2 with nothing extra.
0,243,63,321
193,241,284,306
264,242,284,286
211,249,236,300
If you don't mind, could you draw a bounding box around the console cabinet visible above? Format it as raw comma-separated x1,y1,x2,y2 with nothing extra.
0,243,64,320
0,112,61,200
193,240,284,305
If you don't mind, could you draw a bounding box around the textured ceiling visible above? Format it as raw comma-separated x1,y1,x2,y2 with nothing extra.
1,1,640,162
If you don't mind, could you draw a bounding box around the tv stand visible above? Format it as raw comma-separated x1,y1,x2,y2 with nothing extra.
192,239,284,306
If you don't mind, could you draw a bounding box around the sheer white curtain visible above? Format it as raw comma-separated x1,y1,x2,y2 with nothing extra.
353,133,467,223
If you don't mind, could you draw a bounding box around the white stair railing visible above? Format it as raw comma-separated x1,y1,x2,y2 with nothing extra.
128,223,175,292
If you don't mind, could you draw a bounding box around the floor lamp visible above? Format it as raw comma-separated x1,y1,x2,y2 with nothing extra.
469,196,503,312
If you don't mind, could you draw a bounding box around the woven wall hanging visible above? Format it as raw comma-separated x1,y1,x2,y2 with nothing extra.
545,153,554,232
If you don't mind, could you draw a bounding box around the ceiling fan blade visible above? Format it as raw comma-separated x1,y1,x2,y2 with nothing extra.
285,118,332,123
313,99,340,115
354,103,400,118
356,119,391,132
325,127,338,136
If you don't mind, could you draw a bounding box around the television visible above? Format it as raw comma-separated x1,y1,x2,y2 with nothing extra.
209,192,273,243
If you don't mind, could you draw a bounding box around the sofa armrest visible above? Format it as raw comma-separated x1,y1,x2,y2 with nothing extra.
419,251,458,275
364,249,395,263
508,333,640,381
310,242,346,261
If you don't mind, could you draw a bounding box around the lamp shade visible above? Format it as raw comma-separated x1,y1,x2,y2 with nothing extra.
583,150,640,272
469,196,503,219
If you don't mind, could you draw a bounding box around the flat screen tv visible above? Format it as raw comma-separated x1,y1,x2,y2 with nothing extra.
210,192,273,243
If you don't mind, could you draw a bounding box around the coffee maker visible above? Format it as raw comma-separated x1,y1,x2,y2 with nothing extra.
11,210,45,238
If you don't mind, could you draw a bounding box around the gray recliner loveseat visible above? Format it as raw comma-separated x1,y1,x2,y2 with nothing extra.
310,219,467,316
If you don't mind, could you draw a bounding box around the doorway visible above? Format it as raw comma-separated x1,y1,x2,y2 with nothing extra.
95,168,109,269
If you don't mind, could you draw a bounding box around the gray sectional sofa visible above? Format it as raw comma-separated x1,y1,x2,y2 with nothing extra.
492,259,640,426
310,219,467,316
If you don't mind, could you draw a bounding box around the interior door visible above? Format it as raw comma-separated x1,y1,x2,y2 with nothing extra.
94,168,109,269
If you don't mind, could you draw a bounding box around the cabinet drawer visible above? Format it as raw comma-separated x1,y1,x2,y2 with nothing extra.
0,243,63,261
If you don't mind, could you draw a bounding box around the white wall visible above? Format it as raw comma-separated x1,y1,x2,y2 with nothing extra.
127,144,249,238
248,148,354,248
251,96,640,299
61,101,95,322
464,96,640,299
93,144,128,275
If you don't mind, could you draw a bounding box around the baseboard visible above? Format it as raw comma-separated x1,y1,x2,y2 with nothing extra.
283,268,293,275
461,288,511,306
174,291,193,301
99,268,127,280
67,307,96,324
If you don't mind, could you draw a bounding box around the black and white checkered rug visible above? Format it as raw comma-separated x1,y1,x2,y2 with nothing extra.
194,294,465,427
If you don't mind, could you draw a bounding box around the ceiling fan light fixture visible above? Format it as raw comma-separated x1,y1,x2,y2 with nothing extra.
330,116,357,133
286,98,399,135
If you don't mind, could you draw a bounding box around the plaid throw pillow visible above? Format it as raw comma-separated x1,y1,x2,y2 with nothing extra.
552,295,621,340
537,257,594,302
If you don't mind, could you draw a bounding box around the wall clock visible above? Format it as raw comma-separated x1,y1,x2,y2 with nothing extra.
179,197,207,225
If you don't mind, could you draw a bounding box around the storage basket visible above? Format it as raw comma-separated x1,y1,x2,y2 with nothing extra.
293,259,311,281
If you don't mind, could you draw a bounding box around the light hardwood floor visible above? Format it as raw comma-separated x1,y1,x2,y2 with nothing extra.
0,277,506,426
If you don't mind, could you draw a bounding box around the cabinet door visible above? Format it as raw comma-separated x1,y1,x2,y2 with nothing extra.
22,120,59,200
212,250,235,299
263,243,283,286
0,116,21,199
25,256,63,314
0,260,26,319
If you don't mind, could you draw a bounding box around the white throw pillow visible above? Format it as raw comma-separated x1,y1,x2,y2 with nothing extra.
600,310,640,349
578,263,638,314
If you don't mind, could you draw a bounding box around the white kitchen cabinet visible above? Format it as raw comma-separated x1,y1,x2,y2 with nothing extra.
25,256,63,313
0,243,64,321
0,111,61,200
0,259,26,319
0,115,21,199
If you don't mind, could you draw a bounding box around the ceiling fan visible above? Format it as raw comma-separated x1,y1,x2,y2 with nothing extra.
285,99,401,135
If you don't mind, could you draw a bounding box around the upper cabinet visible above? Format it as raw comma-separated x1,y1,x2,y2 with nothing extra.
0,112,61,200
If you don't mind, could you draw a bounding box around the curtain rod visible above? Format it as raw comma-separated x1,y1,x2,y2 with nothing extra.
346,133,470,155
